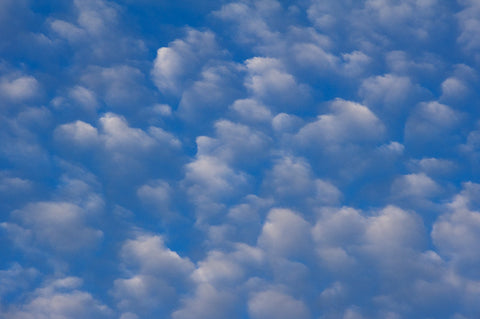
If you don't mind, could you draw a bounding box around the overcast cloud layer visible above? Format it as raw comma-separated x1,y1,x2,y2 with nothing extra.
1,0,480,318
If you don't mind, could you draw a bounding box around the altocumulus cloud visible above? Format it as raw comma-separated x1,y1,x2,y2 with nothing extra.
1,0,480,318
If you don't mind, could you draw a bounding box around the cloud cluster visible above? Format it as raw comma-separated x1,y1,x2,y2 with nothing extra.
2,0,480,318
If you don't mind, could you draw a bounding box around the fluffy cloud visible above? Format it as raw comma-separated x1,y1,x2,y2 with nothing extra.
258,208,312,259
54,112,181,183
196,119,271,168
3,0,480,318
432,183,480,270
2,201,103,252
152,29,222,95
0,74,41,104
171,283,238,319
2,277,112,319
404,101,463,143
263,156,341,207
244,57,310,111
230,98,273,124
248,289,311,319
359,74,427,117
295,98,385,146
456,0,480,59
183,154,249,224
112,233,194,316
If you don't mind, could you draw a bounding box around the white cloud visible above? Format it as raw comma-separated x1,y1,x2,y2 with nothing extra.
119,234,194,277
54,113,181,177
74,0,119,36
0,75,40,103
364,205,426,255
213,1,281,50
190,243,264,291
3,201,103,252
137,180,172,216
55,121,99,148
408,157,457,176
0,264,38,298
244,57,310,111
3,1,480,318
185,155,248,199
432,183,480,266
457,0,480,58
100,113,155,151
152,29,221,95
296,98,384,145
50,19,86,42
248,290,311,319
359,74,425,114
0,175,32,194
312,206,365,271
258,208,312,259
177,63,243,123
404,101,462,145
230,99,273,123
171,283,237,319
68,86,99,112
2,277,112,319
81,65,152,109
271,113,303,133
113,233,194,315
264,156,341,206
441,77,469,100
291,42,338,72
196,120,271,167
391,173,441,200
312,204,428,280
183,154,249,223
192,251,245,286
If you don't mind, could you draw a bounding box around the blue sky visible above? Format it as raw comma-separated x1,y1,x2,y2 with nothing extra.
1,0,480,318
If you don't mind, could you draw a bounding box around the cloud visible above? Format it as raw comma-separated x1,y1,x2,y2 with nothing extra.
80,65,153,110
112,233,194,316
244,57,310,111
176,63,243,124
55,120,99,148
54,113,181,183
213,1,281,50
258,208,312,259
48,0,145,63
3,1,480,318
196,119,271,168
137,180,172,216
263,156,341,207
2,201,103,252
152,29,222,95
192,244,263,286
171,283,238,319
457,0,480,58
407,157,457,177
229,98,273,124
248,289,311,319
296,98,385,145
183,154,249,224
404,101,463,149
0,264,38,299
391,173,442,201
2,277,112,319
432,183,480,271
0,74,41,104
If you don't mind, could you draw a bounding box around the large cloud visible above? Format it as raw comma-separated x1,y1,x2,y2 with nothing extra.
3,0,480,318
2,277,112,319
112,233,194,316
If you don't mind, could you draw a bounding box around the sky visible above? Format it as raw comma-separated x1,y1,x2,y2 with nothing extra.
1,0,480,318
